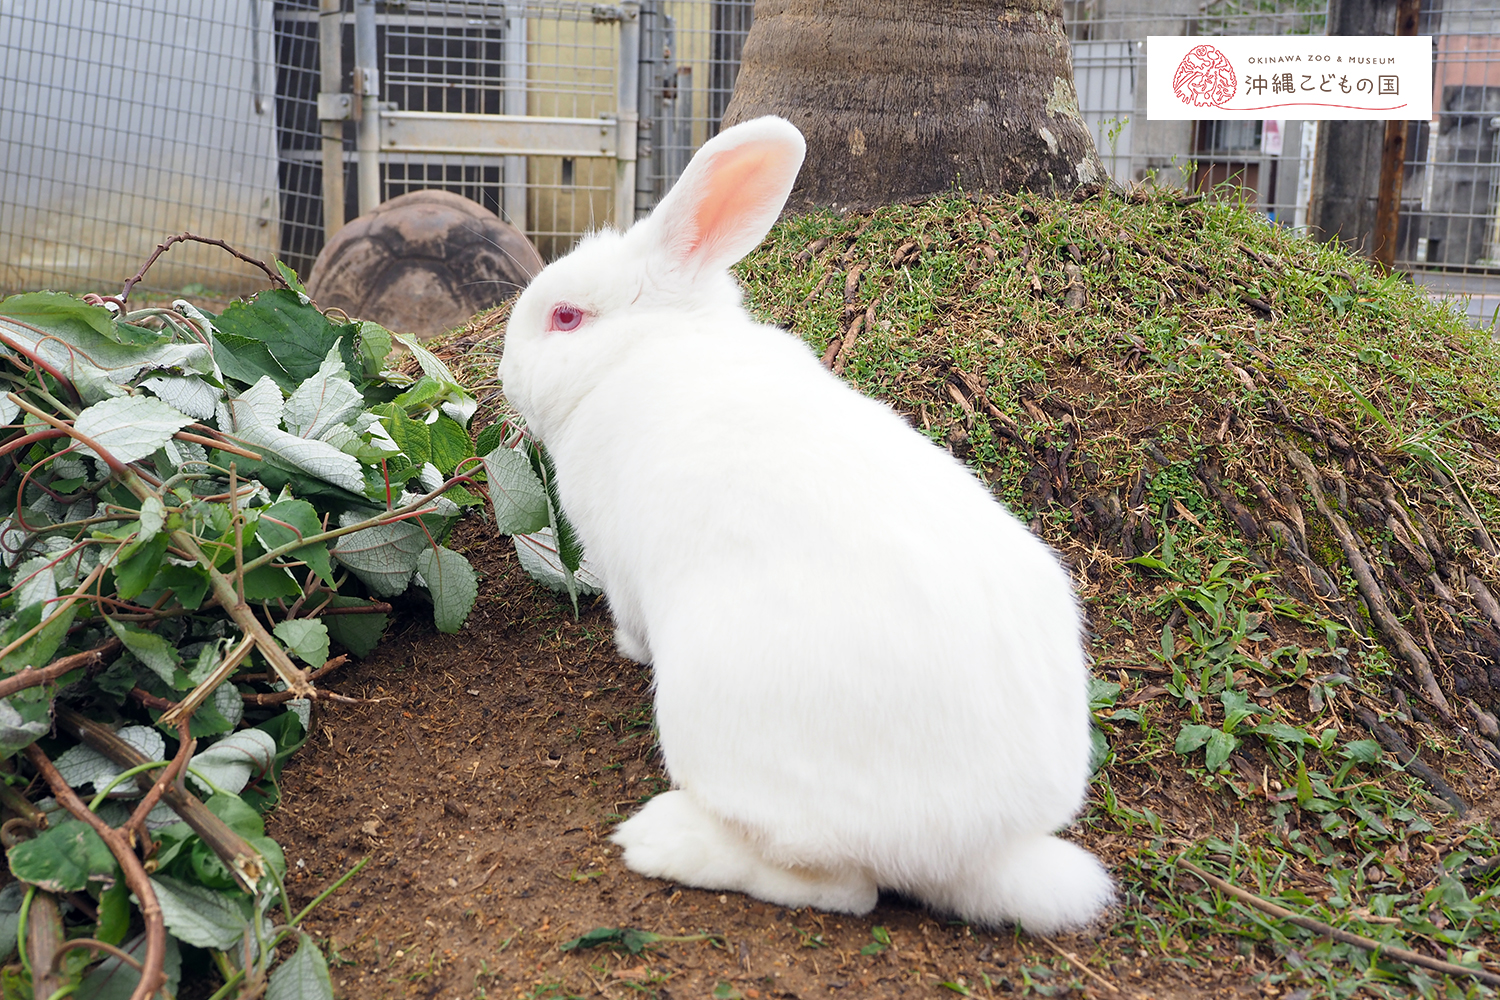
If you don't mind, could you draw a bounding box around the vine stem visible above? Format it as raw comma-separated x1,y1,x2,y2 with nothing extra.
0,637,121,701
23,744,167,1000
1177,858,1500,987
117,232,289,304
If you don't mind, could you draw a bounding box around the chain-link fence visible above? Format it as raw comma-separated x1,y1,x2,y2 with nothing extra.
3,0,1500,325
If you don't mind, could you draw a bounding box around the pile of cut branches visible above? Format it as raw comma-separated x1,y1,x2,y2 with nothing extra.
0,240,565,1000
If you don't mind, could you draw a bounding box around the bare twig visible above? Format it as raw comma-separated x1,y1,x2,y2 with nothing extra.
1353,704,1468,815
1177,858,1500,987
1283,446,1450,715
118,232,288,305
26,890,64,1000
1038,936,1119,993
0,637,120,701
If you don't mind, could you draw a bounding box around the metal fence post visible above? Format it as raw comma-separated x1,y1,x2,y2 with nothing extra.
319,0,346,239
616,3,641,230
354,0,382,216
503,3,529,233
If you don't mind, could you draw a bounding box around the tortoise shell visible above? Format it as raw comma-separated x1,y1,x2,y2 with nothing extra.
305,190,543,337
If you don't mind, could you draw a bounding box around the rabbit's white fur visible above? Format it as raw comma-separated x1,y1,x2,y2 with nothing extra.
499,116,1113,934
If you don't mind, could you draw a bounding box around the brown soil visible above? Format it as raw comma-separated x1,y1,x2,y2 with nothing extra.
264,518,1261,1000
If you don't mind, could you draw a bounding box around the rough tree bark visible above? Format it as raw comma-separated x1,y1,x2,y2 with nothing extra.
720,0,1108,212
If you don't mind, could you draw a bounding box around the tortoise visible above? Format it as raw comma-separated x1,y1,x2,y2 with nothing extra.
305,190,543,338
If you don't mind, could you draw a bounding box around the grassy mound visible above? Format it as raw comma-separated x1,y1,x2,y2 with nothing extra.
457,188,1500,994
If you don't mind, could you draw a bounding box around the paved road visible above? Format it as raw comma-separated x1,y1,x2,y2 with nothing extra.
1409,269,1500,331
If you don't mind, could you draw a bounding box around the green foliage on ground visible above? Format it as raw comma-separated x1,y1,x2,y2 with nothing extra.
735,188,1500,996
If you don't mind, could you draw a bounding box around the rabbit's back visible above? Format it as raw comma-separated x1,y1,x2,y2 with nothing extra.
544,314,1092,871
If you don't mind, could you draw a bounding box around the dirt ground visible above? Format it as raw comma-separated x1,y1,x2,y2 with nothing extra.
264,518,1268,1000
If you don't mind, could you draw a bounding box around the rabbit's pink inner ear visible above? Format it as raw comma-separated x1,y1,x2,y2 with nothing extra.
668,134,802,274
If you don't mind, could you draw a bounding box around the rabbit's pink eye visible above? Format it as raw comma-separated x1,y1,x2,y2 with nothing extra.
549,304,584,332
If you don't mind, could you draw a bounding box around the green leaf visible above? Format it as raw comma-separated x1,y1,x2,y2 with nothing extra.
482,447,549,536
427,415,473,477
1174,723,1215,756
76,931,182,1000
7,819,118,893
0,690,60,757
372,403,431,468
1204,730,1240,771
331,518,424,597
241,563,302,602
187,732,278,797
1296,758,1314,808
558,927,663,955
96,877,131,946
0,291,163,346
322,599,389,658
114,531,169,600
212,332,293,391
147,875,250,950
158,564,211,611
105,618,182,686
284,344,363,442
256,499,335,587
268,933,334,1000
474,422,507,458
355,321,393,379
1087,678,1122,711
415,545,478,634
0,601,76,676
1341,739,1384,764
213,290,358,390
275,260,307,295
273,619,331,668
74,395,194,466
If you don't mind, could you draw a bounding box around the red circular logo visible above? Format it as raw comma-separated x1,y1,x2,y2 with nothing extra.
1172,44,1237,108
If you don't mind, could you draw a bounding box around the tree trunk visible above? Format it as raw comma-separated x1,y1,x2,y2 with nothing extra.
720,0,1107,212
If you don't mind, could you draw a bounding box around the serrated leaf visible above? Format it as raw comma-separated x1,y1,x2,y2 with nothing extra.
136,496,166,542
255,498,334,586
147,875,250,950
356,321,392,379
213,290,359,391
483,447,549,535
105,618,182,685
186,729,277,797
372,403,431,469
515,529,603,597
284,344,363,441
73,396,194,466
273,618,330,668
275,259,308,295
0,315,213,405
1341,739,1384,764
7,819,117,893
474,422,506,458
13,555,57,614
0,690,53,755
322,599,389,658
0,291,119,339
415,545,477,634
331,518,424,597
140,374,223,421
53,725,164,793
223,377,365,493
427,415,473,476
114,531,169,600
267,933,334,1000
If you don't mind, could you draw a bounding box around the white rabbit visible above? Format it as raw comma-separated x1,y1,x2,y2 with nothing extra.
498,116,1114,933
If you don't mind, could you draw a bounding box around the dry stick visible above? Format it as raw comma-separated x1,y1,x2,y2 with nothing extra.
1283,446,1451,715
118,232,289,305
1177,859,1500,987
23,744,168,1000
1352,704,1468,815
26,890,64,1000
123,717,195,843
157,633,256,730
1037,936,1119,994
0,637,120,701
174,431,262,462
54,706,267,894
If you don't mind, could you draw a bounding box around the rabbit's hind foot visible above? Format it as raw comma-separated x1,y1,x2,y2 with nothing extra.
611,790,877,913
920,834,1114,935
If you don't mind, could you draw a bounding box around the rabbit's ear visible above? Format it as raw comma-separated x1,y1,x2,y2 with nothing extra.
646,116,805,279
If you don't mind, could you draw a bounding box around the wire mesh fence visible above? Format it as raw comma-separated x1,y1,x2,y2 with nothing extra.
3,0,1500,326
